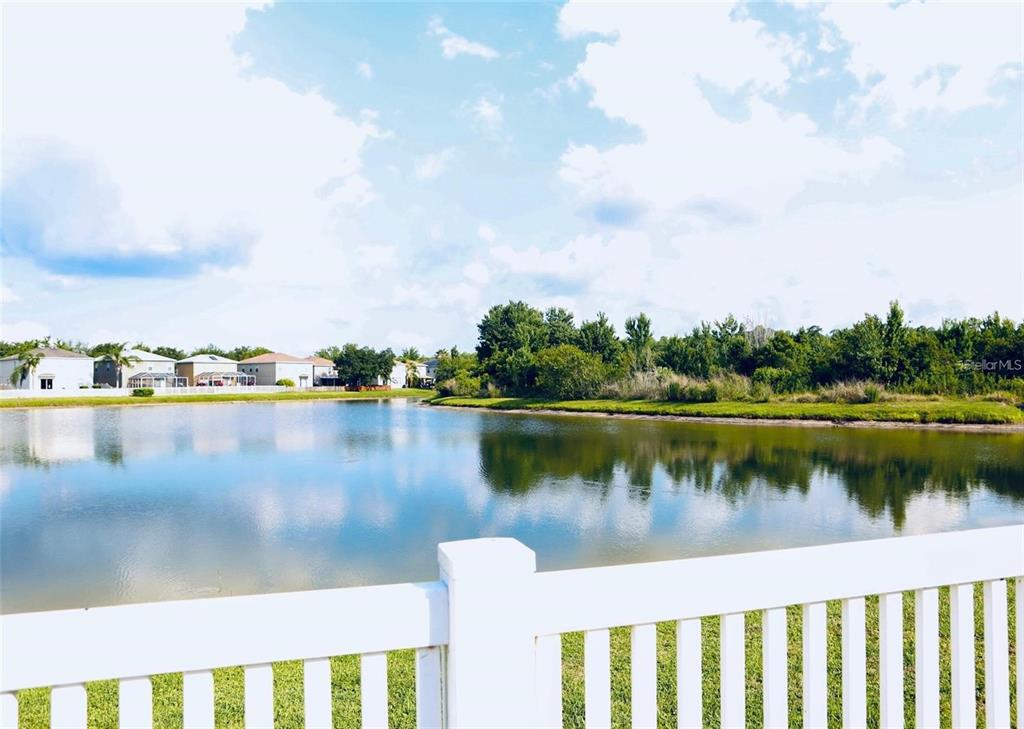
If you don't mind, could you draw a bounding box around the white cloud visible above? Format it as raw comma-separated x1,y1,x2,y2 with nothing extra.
477,224,497,242
414,147,456,180
556,3,901,223
3,3,382,280
468,95,504,134
427,17,499,61
357,61,373,80
0,286,21,304
462,260,490,285
823,2,1022,122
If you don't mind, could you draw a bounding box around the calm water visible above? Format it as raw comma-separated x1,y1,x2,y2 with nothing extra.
1,400,1022,613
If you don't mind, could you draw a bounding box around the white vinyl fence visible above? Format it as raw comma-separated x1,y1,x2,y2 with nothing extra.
0,386,288,399
1,526,1021,728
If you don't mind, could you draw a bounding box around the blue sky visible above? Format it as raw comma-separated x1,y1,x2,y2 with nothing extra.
2,1,1021,354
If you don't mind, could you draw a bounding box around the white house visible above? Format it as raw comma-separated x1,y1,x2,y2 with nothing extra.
238,353,315,387
385,361,428,388
305,356,336,384
0,347,94,390
175,354,252,386
94,349,181,388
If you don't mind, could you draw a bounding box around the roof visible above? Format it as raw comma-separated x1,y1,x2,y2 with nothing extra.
176,354,238,364
0,346,92,361
305,356,334,366
240,352,310,364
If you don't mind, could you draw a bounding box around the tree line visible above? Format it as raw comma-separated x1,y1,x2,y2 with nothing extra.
432,300,1024,400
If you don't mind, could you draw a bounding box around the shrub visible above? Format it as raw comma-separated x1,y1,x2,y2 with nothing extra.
711,373,751,401
131,388,154,398
437,372,482,397
863,383,882,403
534,345,606,400
601,370,670,400
817,381,885,404
276,378,296,387
752,367,798,394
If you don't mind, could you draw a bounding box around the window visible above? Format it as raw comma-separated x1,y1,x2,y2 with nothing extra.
40,378,53,390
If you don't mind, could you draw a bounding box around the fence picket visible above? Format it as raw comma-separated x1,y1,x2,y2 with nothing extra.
183,669,214,728
914,588,939,729
720,612,745,729
842,597,867,729
119,676,152,728
361,652,388,729
416,646,445,729
0,693,17,729
584,628,611,729
982,580,1010,728
50,684,86,729
676,618,702,729
535,635,562,729
950,583,976,729
303,658,331,729
1017,578,1023,729
803,602,827,729
631,623,657,729
761,608,786,729
879,592,904,729
244,664,273,728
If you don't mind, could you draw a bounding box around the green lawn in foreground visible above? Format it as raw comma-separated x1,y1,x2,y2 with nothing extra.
0,389,435,410
432,396,1024,425
13,582,1018,728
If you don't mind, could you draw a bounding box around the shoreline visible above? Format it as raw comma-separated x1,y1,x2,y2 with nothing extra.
0,389,434,410
429,402,1024,433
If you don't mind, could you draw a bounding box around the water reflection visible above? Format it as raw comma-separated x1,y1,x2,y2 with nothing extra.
478,419,1024,526
1,402,1021,613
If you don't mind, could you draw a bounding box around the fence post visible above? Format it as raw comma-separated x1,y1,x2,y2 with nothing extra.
439,538,538,729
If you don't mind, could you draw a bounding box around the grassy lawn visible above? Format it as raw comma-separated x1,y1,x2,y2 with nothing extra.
0,389,435,410
13,583,1018,728
431,396,1024,426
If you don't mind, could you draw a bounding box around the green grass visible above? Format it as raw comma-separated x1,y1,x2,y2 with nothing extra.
431,396,1024,425
12,582,1018,728
0,389,435,410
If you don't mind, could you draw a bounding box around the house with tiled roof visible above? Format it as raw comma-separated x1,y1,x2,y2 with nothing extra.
0,347,94,390
239,352,317,387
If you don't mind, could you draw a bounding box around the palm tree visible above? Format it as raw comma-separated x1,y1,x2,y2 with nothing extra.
96,342,141,388
9,350,43,388
400,348,422,388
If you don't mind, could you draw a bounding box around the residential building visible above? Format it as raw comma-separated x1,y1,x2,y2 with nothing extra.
175,354,252,386
0,347,94,390
94,349,180,388
238,353,316,387
305,356,337,384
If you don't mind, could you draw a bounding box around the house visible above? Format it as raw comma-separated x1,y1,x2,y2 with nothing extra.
423,358,440,386
305,356,337,384
0,347,94,390
94,349,182,388
175,354,253,386
238,353,316,387
385,361,428,388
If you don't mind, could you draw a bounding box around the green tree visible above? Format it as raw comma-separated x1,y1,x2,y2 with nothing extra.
400,347,422,361
544,307,578,347
476,301,547,391
190,344,230,358
8,349,43,388
227,346,272,362
624,313,655,373
151,346,187,361
333,344,394,387
578,312,623,365
534,345,606,400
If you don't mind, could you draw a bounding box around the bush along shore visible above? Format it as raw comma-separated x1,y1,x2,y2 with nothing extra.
0,389,435,409
422,300,1024,426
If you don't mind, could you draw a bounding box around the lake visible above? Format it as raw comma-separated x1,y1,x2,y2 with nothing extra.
2,399,1022,613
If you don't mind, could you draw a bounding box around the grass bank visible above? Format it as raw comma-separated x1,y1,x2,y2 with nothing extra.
0,389,436,410
13,583,1018,728
430,396,1024,426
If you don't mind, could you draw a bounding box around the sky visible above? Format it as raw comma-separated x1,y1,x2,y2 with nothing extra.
2,1,1022,355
